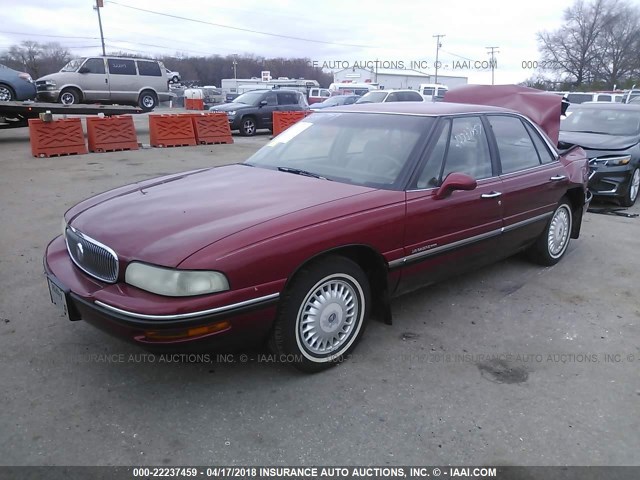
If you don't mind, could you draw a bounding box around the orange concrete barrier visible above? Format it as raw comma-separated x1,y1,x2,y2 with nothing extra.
272,110,312,136
188,113,233,145
28,118,88,158
185,98,204,110
86,115,139,153
149,114,197,148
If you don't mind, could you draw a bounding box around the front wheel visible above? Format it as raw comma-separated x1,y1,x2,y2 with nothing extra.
527,199,573,266
239,116,257,136
620,167,639,207
59,88,80,105
270,256,371,373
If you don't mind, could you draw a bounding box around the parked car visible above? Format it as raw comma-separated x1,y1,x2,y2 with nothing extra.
45,98,590,372
209,89,308,136
166,69,181,84
0,64,36,101
202,86,224,109
35,56,173,111
356,89,424,103
559,103,640,206
310,95,359,110
307,87,332,104
418,83,449,101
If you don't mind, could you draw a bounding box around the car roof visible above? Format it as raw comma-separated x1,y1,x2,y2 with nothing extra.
327,101,514,116
570,102,640,111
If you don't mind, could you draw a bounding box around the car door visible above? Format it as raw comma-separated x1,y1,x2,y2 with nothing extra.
397,116,504,295
78,58,109,101
106,58,138,103
485,114,569,255
256,91,278,128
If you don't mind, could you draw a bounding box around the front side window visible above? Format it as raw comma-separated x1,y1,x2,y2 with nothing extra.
415,120,451,189
277,92,297,105
402,91,424,102
81,58,105,74
244,113,433,189
137,60,162,77
488,115,541,174
107,59,136,75
61,58,85,72
441,116,493,180
264,92,277,106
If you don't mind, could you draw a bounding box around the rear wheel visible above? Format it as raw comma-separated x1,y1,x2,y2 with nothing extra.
59,88,81,105
527,198,573,266
0,84,15,101
138,90,158,111
239,116,257,136
270,256,370,373
620,167,639,207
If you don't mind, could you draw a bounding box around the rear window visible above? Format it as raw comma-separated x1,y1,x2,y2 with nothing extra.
137,61,162,77
107,59,136,75
566,93,594,104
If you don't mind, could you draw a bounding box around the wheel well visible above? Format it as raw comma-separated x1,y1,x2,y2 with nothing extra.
284,245,392,323
565,187,585,239
0,82,15,94
139,89,157,98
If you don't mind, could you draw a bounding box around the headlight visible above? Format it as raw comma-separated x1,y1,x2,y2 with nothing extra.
591,155,631,166
43,80,56,87
125,262,229,297
226,111,236,116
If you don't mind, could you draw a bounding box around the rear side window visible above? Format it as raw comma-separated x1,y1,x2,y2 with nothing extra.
596,94,611,102
277,92,298,105
488,116,542,174
107,59,136,75
137,61,162,77
82,58,105,74
566,93,593,104
524,122,555,164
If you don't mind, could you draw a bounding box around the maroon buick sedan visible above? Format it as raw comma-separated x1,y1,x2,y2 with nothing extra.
45,99,590,372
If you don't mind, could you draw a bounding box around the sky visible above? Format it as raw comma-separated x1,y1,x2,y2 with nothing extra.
0,0,598,84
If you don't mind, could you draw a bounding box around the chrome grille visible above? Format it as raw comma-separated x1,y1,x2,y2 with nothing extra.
65,227,119,283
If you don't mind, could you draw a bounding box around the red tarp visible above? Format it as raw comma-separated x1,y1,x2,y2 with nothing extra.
443,84,563,145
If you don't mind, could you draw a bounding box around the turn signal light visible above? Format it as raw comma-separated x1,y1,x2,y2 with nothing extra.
143,320,231,342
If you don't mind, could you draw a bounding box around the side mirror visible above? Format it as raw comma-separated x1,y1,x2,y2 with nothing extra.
434,172,477,200
259,100,268,107
78,67,90,74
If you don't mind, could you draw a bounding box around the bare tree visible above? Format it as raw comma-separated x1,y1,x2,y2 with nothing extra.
537,0,611,86
0,41,70,78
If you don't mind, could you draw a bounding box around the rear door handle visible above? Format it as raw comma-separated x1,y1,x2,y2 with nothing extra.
550,175,567,181
481,191,502,198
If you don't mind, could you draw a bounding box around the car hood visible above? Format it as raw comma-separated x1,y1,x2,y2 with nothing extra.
558,131,639,151
210,102,253,112
67,164,375,267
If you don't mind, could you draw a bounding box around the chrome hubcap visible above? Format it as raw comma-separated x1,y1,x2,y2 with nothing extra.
243,120,255,134
142,95,154,108
297,276,359,356
60,92,75,104
630,169,639,202
0,86,11,101
548,206,571,258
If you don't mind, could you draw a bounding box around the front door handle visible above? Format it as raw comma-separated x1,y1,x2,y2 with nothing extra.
481,191,502,198
550,175,567,181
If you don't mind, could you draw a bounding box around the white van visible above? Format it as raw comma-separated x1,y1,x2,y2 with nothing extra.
418,83,448,101
328,82,379,96
35,56,173,111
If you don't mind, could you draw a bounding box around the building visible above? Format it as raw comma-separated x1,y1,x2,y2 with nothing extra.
333,67,467,90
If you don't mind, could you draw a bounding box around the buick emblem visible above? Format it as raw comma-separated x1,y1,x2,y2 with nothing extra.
76,242,84,261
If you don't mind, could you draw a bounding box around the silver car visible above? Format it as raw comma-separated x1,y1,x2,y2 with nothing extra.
36,56,173,111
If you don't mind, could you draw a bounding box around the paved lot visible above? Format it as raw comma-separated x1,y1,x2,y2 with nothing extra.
0,113,639,466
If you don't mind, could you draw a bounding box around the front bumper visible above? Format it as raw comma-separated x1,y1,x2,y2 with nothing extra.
36,90,60,102
44,235,279,352
588,163,635,198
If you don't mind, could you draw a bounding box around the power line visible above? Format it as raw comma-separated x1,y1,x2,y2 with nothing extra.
0,30,100,40
105,0,382,49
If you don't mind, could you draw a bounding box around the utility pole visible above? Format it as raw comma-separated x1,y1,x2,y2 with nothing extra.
486,46,499,85
94,0,106,56
232,56,238,80
433,34,445,84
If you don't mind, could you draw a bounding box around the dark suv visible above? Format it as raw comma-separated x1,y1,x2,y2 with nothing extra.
210,89,309,136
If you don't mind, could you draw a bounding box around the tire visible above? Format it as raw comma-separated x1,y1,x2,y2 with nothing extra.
59,88,80,105
0,83,15,101
138,90,158,111
172,76,179,84
527,198,573,266
239,116,257,136
270,256,371,373
620,167,639,207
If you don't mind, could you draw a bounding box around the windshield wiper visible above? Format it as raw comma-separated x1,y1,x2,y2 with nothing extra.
570,130,608,134
277,166,330,180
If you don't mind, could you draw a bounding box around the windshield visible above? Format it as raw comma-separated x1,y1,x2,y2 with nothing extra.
561,108,640,135
231,91,266,105
244,112,433,189
60,58,85,72
356,91,388,104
